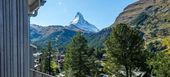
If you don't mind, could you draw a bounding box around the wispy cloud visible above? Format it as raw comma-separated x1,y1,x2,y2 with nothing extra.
58,1,62,6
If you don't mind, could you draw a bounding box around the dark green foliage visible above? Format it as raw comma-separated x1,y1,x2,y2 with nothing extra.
87,27,112,48
147,52,170,77
39,42,59,75
94,48,105,60
64,33,98,77
105,23,148,77
46,42,53,75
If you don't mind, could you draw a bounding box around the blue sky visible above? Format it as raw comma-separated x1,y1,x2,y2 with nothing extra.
31,0,138,30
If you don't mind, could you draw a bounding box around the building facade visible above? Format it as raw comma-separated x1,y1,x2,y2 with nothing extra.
0,0,45,77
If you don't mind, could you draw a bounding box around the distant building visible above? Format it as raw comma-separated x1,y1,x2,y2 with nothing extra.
30,44,38,69
57,54,65,72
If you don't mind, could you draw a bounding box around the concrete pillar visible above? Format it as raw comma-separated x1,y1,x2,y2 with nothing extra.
0,0,30,77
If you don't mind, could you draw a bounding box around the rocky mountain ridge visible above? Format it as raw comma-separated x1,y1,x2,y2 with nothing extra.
31,0,170,49
30,12,99,48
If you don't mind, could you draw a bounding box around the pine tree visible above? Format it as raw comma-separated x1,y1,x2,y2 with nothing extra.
64,33,98,77
47,42,52,75
39,41,59,75
105,23,147,77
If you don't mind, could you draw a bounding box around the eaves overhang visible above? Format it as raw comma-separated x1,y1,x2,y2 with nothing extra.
28,0,46,17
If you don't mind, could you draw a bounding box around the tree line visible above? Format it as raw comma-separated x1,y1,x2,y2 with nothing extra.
38,23,170,77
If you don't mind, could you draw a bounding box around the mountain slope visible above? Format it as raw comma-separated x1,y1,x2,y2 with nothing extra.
87,27,112,48
30,12,99,49
31,0,170,49
114,0,170,42
30,24,77,49
30,24,44,41
88,0,170,48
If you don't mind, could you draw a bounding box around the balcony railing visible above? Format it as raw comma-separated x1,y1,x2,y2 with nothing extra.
30,69,55,77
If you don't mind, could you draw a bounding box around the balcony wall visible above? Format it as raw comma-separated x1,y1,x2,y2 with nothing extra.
30,69,55,77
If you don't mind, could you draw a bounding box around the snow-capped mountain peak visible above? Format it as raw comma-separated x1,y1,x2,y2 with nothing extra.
69,12,99,33
71,12,85,24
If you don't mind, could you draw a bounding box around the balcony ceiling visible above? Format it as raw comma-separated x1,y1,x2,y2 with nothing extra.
28,0,36,6
28,0,40,13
